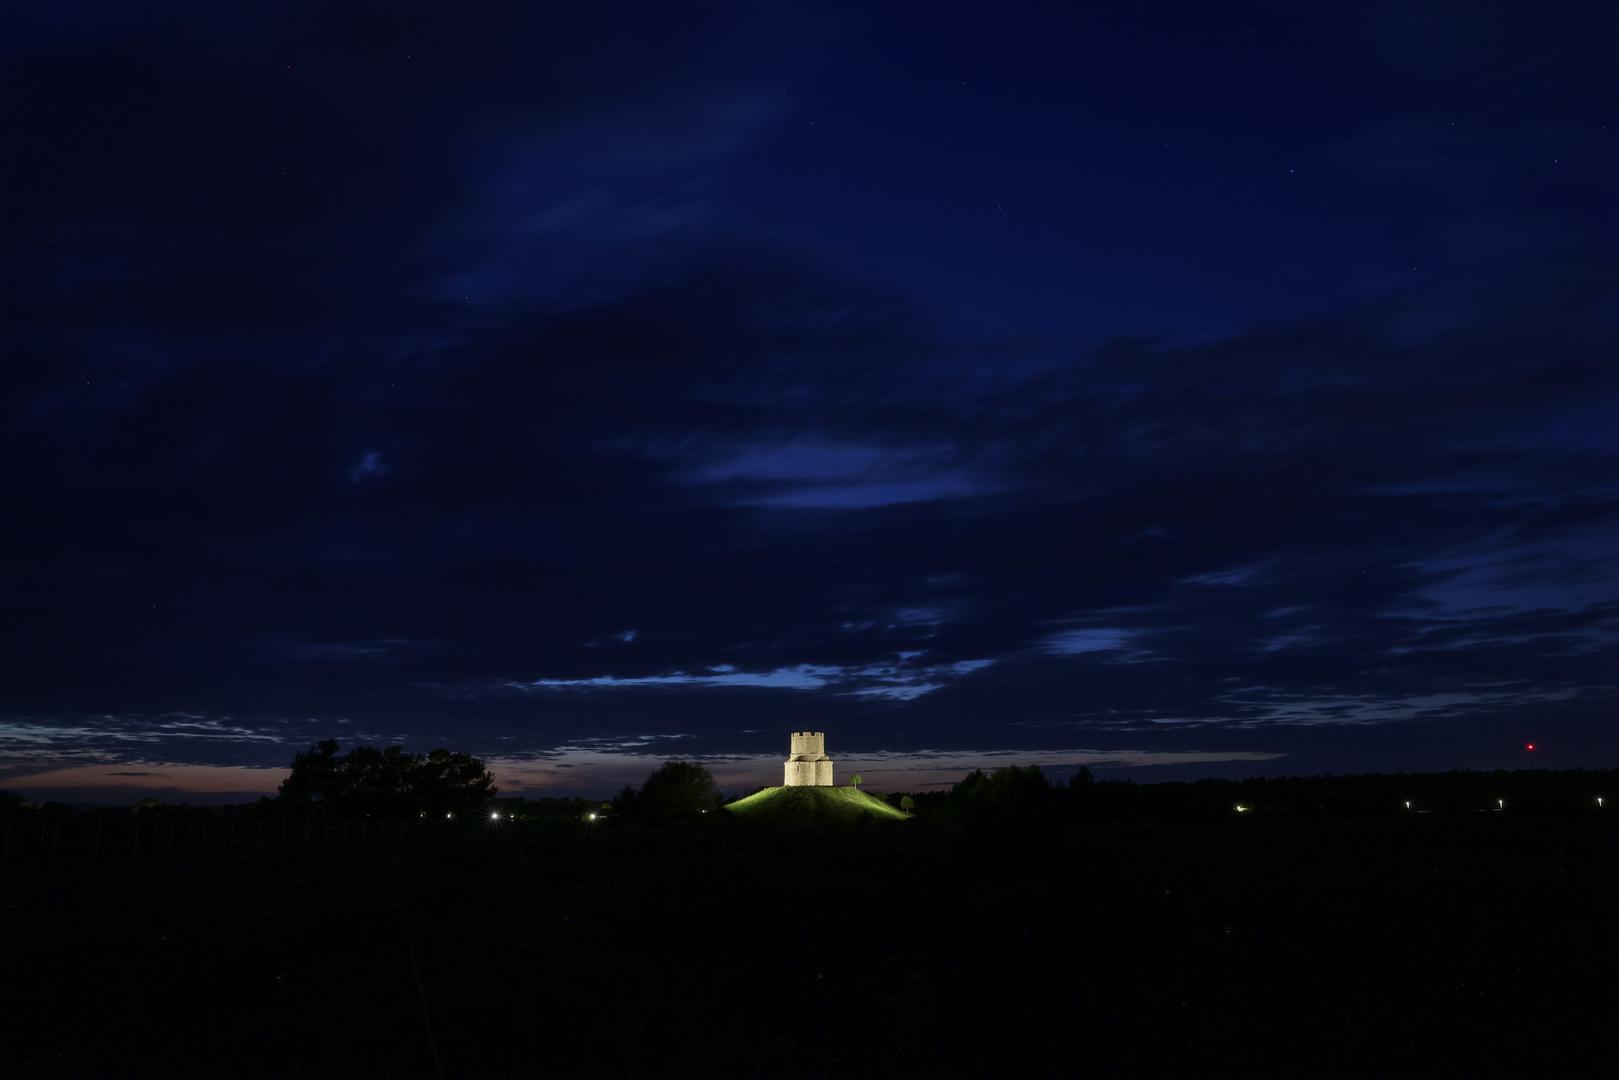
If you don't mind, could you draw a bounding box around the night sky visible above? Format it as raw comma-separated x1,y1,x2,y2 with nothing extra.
5,2,1617,803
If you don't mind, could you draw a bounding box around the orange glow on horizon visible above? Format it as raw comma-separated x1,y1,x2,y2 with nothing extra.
6,745,1289,805
5,762,290,796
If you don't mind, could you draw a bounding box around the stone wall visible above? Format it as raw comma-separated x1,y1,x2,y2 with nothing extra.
783,759,819,786
789,731,826,759
783,730,836,787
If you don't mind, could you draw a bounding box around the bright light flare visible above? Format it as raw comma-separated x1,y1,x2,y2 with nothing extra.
1234,804,1250,813
490,811,501,820
587,812,598,821
1525,742,1536,752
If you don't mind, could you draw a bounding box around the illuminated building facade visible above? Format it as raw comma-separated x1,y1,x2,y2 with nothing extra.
783,730,835,787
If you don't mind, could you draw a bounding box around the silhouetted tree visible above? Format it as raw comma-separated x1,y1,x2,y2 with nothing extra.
637,761,717,820
277,739,343,806
899,794,916,814
611,784,641,818
948,764,1053,822
411,748,497,816
277,740,494,817
850,773,864,790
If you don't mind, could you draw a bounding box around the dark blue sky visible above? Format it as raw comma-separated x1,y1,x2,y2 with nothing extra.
4,1,1616,802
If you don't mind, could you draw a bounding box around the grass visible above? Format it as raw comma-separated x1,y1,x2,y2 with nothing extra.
722,784,911,824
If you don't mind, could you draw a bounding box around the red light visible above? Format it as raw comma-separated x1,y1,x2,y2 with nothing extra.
1525,743,1535,751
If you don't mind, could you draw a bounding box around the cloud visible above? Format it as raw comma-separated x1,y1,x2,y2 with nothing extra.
686,439,988,509
1041,628,1138,656
5,248,1615,784
347,451,389,484
0,2,1613,799
509,656,996,703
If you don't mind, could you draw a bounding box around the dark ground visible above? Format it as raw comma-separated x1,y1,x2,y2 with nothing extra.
1,811,1614,1078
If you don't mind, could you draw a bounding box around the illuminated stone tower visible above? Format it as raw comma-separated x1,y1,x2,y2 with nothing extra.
783,730,835,787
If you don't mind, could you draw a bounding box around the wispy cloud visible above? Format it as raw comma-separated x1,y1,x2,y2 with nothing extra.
685,439,989,509
507,655,997,702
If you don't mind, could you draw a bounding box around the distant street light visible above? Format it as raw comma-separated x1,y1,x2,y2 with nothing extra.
1497,799,1504,810
1599,797,1605,808
490,811,500,820
1234,804,1250,814
1404,800,1411,810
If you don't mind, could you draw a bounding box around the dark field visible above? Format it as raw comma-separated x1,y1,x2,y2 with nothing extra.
2,810,1614,1078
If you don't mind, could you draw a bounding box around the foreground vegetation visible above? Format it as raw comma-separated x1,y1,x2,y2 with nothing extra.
1,766,1614,1077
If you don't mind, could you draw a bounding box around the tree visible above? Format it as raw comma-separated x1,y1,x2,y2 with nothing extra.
849,773,864,790
277,741,495,817
411,748,497,816
277,739,344,807
947,764,1053,821
611,784,642,818
637,760,716,820
899,794,916,814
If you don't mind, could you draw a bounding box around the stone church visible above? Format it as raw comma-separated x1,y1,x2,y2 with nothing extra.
783,730,834,787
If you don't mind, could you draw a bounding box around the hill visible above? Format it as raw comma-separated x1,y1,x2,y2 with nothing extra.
722,785,910,824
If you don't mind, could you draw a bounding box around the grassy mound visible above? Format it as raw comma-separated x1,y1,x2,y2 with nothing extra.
723,785,910,825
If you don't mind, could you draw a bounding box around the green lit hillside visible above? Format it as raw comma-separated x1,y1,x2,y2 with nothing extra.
723,785,910,824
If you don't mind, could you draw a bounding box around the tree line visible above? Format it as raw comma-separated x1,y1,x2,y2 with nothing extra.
3,742,1612,825
885,763,1618,824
